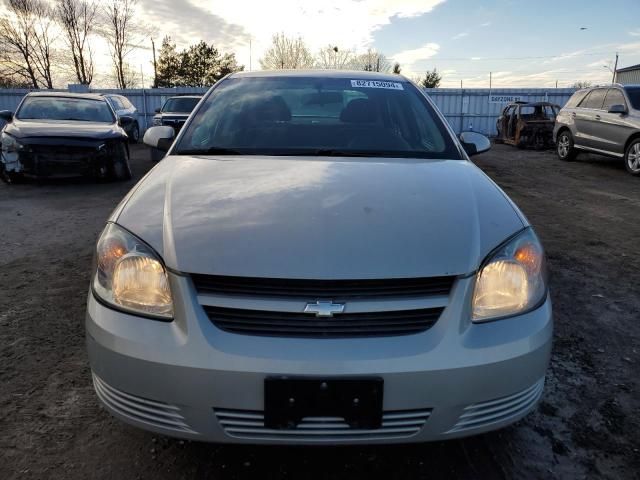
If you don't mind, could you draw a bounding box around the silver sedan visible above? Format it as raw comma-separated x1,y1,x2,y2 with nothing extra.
86,71,552,444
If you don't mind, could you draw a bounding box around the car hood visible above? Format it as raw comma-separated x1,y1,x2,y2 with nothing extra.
114,156,526,278
5,119,124,140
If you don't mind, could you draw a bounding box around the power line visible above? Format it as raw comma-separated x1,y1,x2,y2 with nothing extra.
415,51,614,62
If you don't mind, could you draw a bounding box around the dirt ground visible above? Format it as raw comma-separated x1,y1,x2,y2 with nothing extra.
1,144,638,480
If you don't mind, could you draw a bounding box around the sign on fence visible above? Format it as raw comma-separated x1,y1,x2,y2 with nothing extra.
489,94,528,104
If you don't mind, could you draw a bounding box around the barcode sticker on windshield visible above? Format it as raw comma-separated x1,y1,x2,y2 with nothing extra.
350,80,404,90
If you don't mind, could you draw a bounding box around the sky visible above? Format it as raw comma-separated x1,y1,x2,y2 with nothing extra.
5,0,640,88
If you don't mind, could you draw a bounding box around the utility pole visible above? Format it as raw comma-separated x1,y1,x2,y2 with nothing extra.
555,79,558,88
140,65,144,89
249,38,252,71
151,38,158,88
612,52,619,84
460,79,463,89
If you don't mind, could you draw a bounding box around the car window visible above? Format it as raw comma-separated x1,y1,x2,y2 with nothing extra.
17,96,115,123
603,89,626,111
162,97,201,113
119,96,134,110
624,87,640,110
565,90,588,108
109,96,124,110
580,89,606,109
175,76,460,159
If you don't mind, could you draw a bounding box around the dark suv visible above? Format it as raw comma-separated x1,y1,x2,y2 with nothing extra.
150,95,202,161
554,84,640,175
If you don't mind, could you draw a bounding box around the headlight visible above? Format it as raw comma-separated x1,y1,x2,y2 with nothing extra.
92,223,173,319
1,133,24,153
152,117,162,126
472,228,547,322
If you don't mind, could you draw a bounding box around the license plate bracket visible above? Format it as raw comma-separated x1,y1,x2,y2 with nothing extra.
264,377,383,430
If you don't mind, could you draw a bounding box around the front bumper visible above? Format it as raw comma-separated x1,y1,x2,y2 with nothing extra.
86,274,553,444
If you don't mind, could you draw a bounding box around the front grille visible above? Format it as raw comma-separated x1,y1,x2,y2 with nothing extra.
215,408,431,441
192,274,455,300
204,306,443,338
21,145,100,176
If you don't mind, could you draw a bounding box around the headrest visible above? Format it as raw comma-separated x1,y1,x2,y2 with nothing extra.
340,98,376,123
248,95,291,122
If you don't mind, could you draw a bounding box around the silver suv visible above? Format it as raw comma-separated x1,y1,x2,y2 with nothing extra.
554,84,640,175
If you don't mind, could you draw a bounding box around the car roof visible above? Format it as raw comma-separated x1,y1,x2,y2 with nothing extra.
166,95,202,99
25,92,108,101
229,69,409,82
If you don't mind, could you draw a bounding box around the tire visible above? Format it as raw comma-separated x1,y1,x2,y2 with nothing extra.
108,143,132,181
556,130,577,161
624,138,640,176
128,122,140,144
0,162,23,184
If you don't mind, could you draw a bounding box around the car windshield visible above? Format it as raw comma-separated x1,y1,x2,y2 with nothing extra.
162,97,201,113
174,76,460,159
624,87,640,110
17,96,114,123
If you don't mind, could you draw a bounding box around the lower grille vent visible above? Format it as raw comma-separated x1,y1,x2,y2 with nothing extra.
93,374,195,433
215,408,431,441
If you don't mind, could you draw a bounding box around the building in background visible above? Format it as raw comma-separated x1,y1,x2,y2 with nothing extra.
616,64,640,85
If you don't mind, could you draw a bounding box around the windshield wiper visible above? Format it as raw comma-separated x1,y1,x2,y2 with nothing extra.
177,147,244,155
302,149,375,157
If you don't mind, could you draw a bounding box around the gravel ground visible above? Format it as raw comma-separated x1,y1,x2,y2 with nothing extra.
1,144,638,479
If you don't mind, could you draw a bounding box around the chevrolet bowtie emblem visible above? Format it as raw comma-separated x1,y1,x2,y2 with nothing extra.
304,301,345,317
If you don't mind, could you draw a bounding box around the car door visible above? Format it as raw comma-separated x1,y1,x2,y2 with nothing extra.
597,88,633,156
574,88,606,149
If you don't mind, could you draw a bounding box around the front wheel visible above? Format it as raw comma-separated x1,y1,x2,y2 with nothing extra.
129,123,140,144
108,143,132,181
556,131,577,161
625,139,640,176
0,162,23,184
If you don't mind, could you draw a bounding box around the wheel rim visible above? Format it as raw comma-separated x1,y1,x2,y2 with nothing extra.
558,135,570,158
627,142,640,172
132,126,139,141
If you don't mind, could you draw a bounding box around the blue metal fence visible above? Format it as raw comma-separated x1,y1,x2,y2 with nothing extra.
0,86,576,137
425,88,577,135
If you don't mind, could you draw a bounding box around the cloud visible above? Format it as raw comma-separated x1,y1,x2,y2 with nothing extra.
392,43,440,66
198,0,446,65
481,22,491,27
139,0,250,50
452,32,468,40
629,29,640,36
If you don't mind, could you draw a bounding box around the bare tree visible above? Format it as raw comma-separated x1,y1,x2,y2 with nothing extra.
260,33,315,70
0,0,57,88
315,45,353,70
571,80,592,89
30,0,56,88
57,0,98,85
103,0,138,88
349,49,392,73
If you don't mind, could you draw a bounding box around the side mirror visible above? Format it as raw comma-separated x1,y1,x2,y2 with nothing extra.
154,107,161,113
118,115,134,127
143,126,175,152
459,131,491,157
608,104,627,114
0,110,14,122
